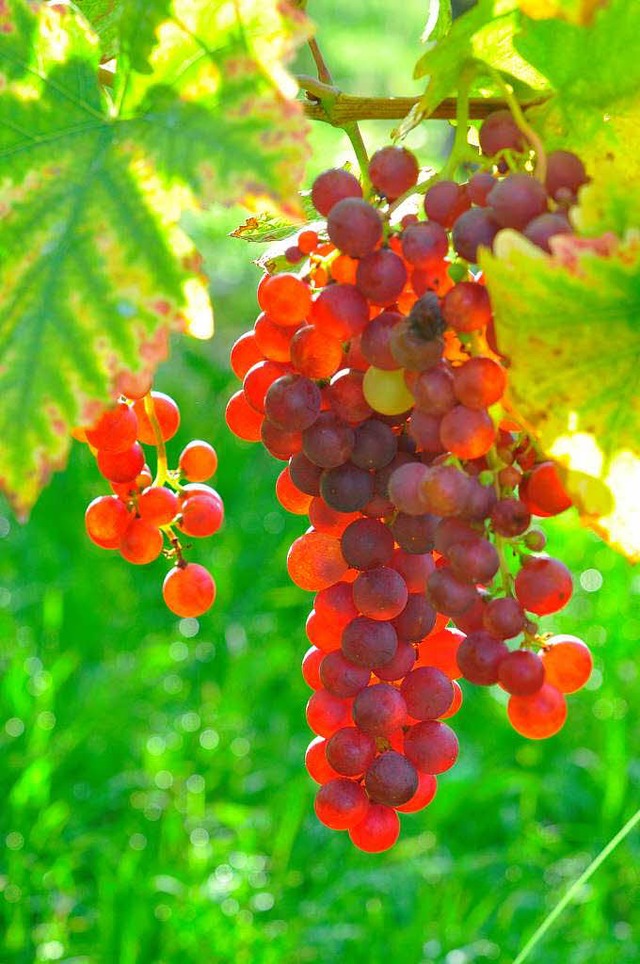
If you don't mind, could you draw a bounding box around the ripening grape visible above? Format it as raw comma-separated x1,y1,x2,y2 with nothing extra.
486,173,548,231
257,273,312,326
85,402,138,454
306,689,353,738
541,635,592,693
415,627,464,679
305,736,342,784
132,392,180,444
424,180,470,228
341,616,398,668
507,683,567,739
363,366,415,416
290,325,344,380
162,563,216,617
356,249,408,306
403,720,459,774
401,221,449,267
545,150,588,200
352,683,407,736
178,491,224,538
287,531,348,591
326,727,377,777
225,390,264,442
440,405,496,460
442,282,492,332
451,208,500,262
352,567,409,621
178,440,218,482
138,486,179,527
85,495,132,549
514,556,573,615
97,442,146,484
395,771,438,813
348,803,400,853
457,630,510,685
400,667,454,721
314,777,369,830
119,518,163,565
320,650,371,698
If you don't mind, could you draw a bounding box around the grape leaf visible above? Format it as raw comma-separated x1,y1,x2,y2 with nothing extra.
481,231,640,561
398,0,548,138
231,196,318,243
0,0,311,516
517,0,640,186
76,0,122,61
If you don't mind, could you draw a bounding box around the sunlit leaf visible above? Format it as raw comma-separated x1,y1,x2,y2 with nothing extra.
481,228,640,560
0,0,311,515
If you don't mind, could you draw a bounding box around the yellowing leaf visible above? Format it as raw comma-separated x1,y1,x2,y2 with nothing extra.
517,0,609,26
481,229,640,560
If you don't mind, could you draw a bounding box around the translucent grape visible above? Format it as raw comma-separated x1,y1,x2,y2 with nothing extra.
162,563,216,617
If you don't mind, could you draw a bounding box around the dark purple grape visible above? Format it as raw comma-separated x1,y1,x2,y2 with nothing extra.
447,537,500,584
326,726,376,776
320,462,375,512
451,208,500,262
289,451,323,495
401,666,454,720
320,651,371,697
327,198,383,258
490,498,531,537
391,512,438,554
392,593,437,643
457,629,509,684
352,683,407,736
483,596,525,639
351,419,397,470
352,567,409,621
365,750,418,806
427,567,478,616
486,174,548,231
302,412,355,469
373,640,417,681
341,518,395,570
312,168,363,216
342,616,398,668
356,249,407,306
264,374,322,431
388,461,431,515
497,649,545,696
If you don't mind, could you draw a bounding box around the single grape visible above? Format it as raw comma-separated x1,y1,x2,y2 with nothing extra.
514,556,573,615
456,630,509,685
326,727,377,776
479,110,525,156
85,495,132,549
356,249,407,306
541,635,592,693
327,198,383,258
352,683,407,736
369,145,419,199
85,402,138,453
162,563,216,617
497,649,545,696
486,174,548,231
400,667,454,720
424,180,470,228
132,392,180,444
341,616,398,668
314,777,369,830
311,168,363,216
320,650,371,697
365,750,419,807
305,736,341,784
348,803,400,852
507,683,567,739
403,720,459,773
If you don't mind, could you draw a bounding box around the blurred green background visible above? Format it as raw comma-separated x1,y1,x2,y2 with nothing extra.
1,1,638,962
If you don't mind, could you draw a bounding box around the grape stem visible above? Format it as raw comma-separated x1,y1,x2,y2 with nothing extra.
482,65,548,183
143,392,169,488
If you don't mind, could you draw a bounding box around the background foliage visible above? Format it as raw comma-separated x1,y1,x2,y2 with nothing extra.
0,0,638,962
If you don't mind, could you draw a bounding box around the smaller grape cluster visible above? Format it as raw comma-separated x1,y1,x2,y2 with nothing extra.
226,110,594,851
76,382,222,618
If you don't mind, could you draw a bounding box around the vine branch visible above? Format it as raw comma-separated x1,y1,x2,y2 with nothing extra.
297,77,547,125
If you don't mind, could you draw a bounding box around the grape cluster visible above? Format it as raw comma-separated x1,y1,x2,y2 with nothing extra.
226,117,593,851
76,383,222,618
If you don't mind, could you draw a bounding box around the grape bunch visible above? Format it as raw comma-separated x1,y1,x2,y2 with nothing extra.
226,111,593,851
75,382,222,618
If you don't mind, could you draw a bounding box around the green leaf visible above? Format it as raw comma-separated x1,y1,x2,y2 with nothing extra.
481,229,640,561
119,0,172,73
516,0,607,25
399,0,548,138
422,0,452,43
76,0,122,61
0,0,311,515
519,1,640,211
231,196,318,243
